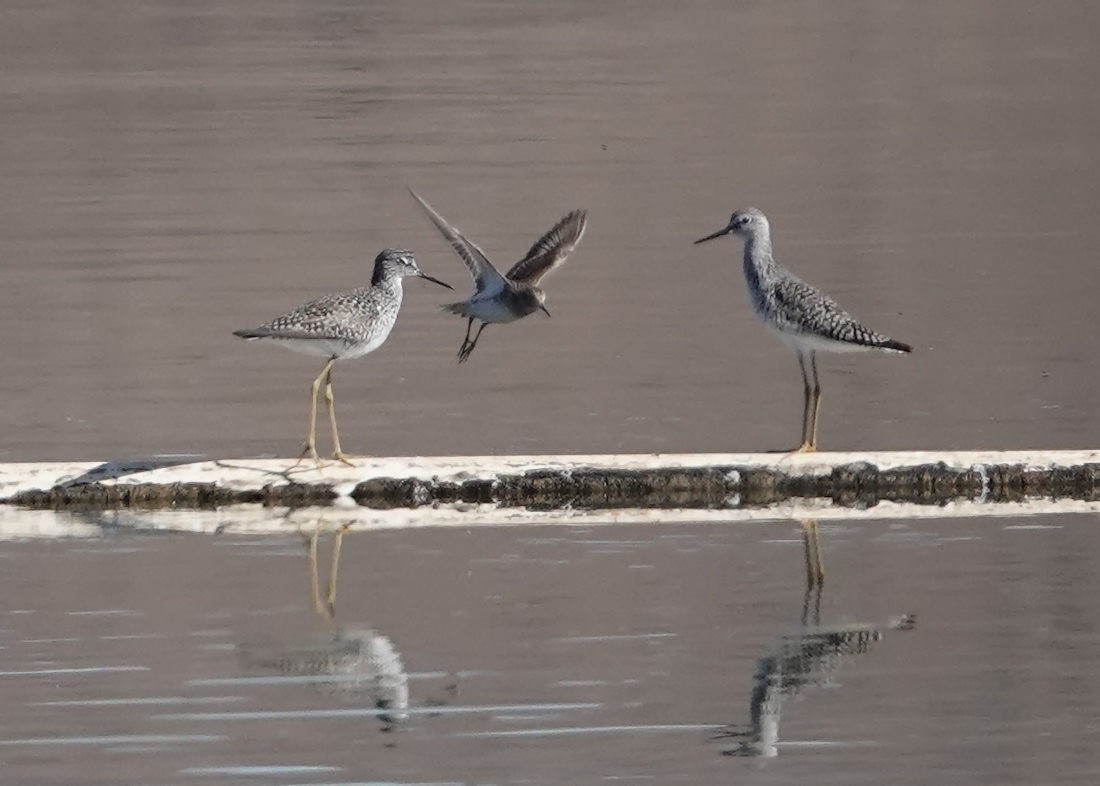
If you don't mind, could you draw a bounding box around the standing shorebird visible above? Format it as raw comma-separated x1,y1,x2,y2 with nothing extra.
694,208,911,452
408,188,587,363
233,248,451,464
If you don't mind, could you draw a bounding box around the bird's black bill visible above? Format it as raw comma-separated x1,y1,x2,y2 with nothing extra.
693,227,731,245
419,273,454,289
539,304,551,318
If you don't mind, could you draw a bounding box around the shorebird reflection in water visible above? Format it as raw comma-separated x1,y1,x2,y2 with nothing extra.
716,520,916,758
408,188,587,362
233,249,452,464
250,525,410,732
694,208,911,452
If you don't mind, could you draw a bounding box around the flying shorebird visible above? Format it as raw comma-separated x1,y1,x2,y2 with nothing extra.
408,188,587,363
694,208,911,452
233,248,451,464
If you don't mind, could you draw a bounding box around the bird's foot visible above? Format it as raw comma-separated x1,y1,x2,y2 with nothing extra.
768,442,818,459
457,343,474,363
766,445,816,455
291,442,324,469
331,450,356,467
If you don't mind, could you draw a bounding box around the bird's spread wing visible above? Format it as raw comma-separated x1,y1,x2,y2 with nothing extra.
408,188,505,293
506,209,587,284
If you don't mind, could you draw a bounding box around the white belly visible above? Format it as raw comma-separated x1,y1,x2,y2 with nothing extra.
259,324,393,360
464,294,526,324
771,326,880,354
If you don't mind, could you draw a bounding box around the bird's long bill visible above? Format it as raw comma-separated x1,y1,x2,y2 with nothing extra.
693,226,731,245
418,272,454,289
539,304,551,318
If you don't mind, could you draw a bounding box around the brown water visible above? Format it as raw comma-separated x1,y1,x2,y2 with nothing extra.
1,1,1098,462
0,513,1097,784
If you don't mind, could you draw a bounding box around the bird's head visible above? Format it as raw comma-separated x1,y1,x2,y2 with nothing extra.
515,286,551,318
694,207,769,244
373,248,452,289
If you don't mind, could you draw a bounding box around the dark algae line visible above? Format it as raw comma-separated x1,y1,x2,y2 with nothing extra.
7,462,1097,511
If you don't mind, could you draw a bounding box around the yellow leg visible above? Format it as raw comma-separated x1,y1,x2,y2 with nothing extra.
307,531,328,619
294,358,336,466
323,364,354,465
306,525,347,623
792,351,817,453
801,519,825,589
807,352,822,451
325,526,346,616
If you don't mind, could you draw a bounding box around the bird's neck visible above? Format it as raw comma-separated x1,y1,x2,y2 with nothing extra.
743,232,778,288
383,277,405,304
371,265,402,289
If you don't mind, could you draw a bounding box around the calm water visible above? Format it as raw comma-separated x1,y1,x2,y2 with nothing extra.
0,511,1098,784
1,1,1098,462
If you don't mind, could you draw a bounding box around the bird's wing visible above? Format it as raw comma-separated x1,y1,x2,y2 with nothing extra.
774,277,908,351
505,209,588,284
408,188,505,293
235,290,377,341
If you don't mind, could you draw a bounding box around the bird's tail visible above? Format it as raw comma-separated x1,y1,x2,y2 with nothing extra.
879,338,912,353
440,302,470,317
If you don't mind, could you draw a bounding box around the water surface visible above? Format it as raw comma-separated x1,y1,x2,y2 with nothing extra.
1,512,1098,784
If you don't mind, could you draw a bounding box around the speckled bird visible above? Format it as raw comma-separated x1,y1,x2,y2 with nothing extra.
409,188,587,363
233,248,451,463
694,208,911,452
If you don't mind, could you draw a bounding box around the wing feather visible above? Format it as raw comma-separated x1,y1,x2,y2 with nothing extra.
408,188,505,292
774,277,910,352
506,209,587,284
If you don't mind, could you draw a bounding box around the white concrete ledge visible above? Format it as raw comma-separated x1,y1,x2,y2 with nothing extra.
0,450,1096,511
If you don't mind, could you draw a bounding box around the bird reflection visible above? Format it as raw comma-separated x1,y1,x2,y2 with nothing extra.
717,520,916,758
257,525,410,732
802,518,825,591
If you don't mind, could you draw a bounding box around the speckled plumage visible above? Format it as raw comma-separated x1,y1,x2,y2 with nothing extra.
233,248,452,462
720,208,911,353
237,283,404,359
695,207,911,451
762,275,911,352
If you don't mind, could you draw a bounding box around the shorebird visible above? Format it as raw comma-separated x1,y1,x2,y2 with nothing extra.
408,188,587,362
695,208,911,452
233,248,451,464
